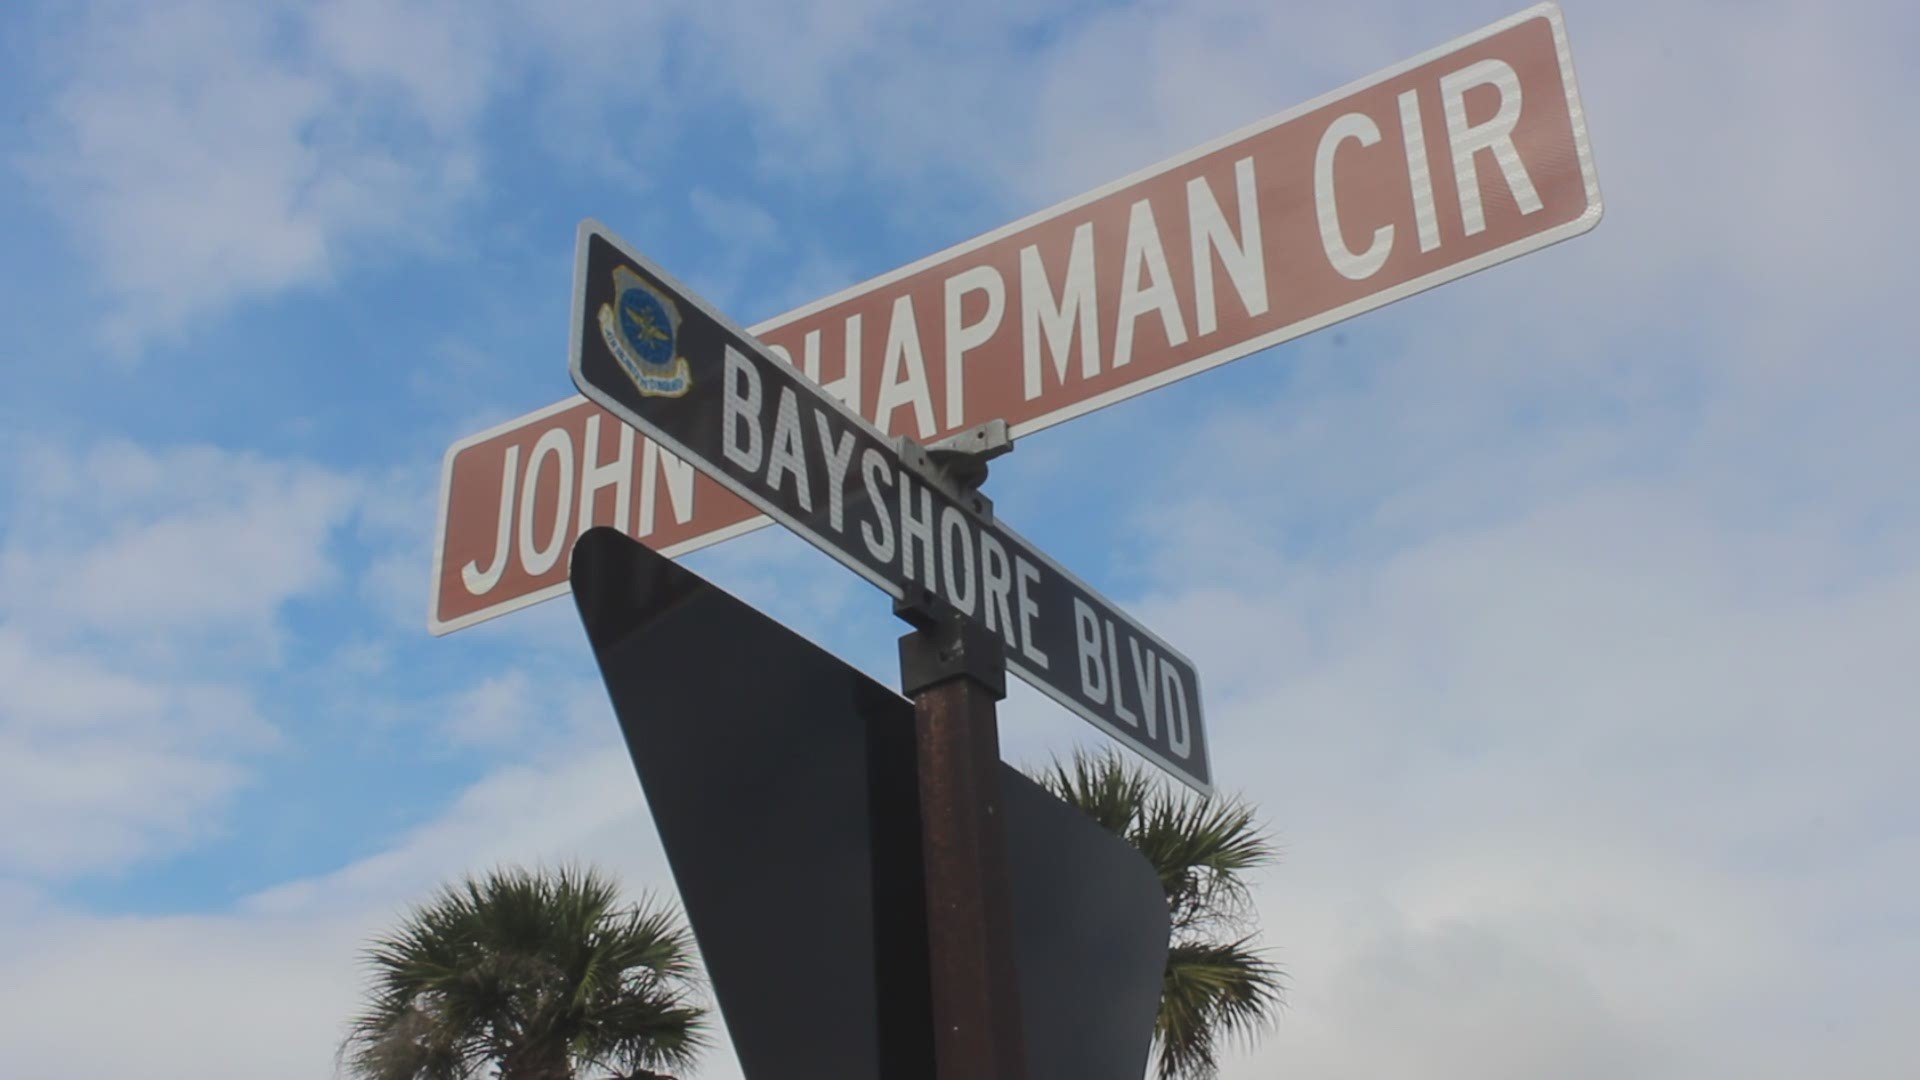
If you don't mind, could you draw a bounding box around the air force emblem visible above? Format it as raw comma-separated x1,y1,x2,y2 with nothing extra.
598,266,692,398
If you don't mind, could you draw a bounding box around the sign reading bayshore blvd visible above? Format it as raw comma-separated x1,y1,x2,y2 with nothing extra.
433,2,1601,634
571,222,1212,793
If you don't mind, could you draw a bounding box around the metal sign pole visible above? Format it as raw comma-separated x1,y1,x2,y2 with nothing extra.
895,420,1027,1079
899,612,1028,1080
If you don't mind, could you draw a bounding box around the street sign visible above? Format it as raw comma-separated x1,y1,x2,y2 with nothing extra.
571,526,1169,1080
570,222,1213,793
431,1,1601,634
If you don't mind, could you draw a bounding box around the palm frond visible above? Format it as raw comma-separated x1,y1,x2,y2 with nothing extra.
1036,747,1156,836
1154,938,1285,1080
340,864,708,1080
1028,748,1286,1079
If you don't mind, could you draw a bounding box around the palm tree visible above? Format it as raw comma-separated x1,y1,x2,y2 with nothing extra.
1033,750,1283,1080
340,864,707,1080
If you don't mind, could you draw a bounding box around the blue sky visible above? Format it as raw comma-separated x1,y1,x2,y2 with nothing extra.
2,1,1916,1077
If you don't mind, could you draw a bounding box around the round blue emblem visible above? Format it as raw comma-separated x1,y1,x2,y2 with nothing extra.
617,287,676,369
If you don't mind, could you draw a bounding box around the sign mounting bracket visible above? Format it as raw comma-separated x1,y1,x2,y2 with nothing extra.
892,419,1014,630
897,419,1013,522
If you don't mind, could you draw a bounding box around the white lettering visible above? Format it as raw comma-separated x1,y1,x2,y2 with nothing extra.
461,444,518,596
943,265,1005,430
979,531,1015,648
577,415,634,534
1104,619,1139,726
808,316,865,415
1440,59,1541,236
815,412,857,533
1398,89,1441,253
1187,157,1268,337
1020,223,1100,400
898,474,936,584
765,387,813,513
1074,599,1108,705
1316,112,1394,280
938,506,977,616
858,448,895,561
517,428,573,576
1126,636,1160,738
1160,664,1192,759
721,346,764,471
637,440,696,536
1113,198,1189,369
1015,557,1049,670
876,295,936,437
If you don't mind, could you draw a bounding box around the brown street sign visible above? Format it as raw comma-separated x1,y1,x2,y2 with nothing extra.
430,2,1600,634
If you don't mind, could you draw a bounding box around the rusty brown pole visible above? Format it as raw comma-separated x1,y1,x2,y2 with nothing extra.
900,613,1028,1080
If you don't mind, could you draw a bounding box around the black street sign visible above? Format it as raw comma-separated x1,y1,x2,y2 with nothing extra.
569,220,1212,793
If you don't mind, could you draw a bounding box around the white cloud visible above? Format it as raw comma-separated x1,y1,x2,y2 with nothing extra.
679,187,791,316
1282,919,1659,1080
1018,0,1415,205
689,187,781,252
1129,427,1920,1078
0,627,269,877
0,731,754,1079
1,439,360,651
22,0,487,350
439,668,535,747
245,746,648,919
306,0,496,137
434,669,612,752
0,438,356,879
0,902,370,1079
349,462,449,635
26,0,1261,356
16,0,1069,353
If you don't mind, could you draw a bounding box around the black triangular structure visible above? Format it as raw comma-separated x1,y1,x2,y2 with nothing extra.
570,526,1168,1079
